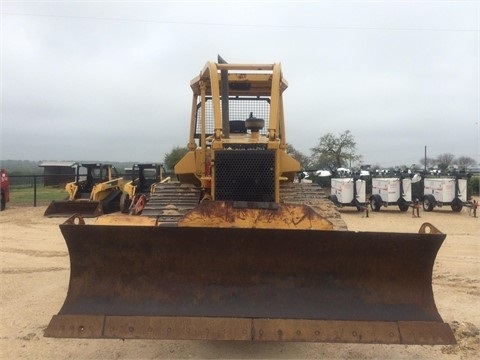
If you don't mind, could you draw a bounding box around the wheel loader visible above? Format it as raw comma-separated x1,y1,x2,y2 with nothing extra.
44,163,124,217
45,57,455,344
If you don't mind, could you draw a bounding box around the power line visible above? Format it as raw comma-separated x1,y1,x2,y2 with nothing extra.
2,12,477,32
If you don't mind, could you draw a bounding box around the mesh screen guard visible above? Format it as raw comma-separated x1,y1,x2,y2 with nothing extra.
195,97,270,139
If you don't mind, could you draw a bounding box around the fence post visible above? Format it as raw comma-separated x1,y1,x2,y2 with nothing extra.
34,176,37,207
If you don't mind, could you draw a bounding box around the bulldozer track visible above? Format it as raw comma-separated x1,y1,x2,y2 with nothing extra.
142,182,347,230
141,183,202,224
280,183,348,230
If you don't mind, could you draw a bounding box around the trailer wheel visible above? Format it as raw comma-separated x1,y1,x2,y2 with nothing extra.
451,198,463,212
397,197,409,212
423,195,436,212
370,195,382,212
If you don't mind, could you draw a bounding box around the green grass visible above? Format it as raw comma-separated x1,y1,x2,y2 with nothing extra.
9,186,67,205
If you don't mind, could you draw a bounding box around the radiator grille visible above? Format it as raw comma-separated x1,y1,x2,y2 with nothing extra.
214,150,275,202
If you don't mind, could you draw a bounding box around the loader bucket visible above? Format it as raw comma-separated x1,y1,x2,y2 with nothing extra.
45,223,455,344
44,200,104,218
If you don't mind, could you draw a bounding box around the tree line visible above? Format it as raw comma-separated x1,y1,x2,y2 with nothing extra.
2,131,476,175
163,130,477,172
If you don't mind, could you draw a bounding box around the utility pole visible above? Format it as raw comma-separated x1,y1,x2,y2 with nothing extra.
424,146,427,173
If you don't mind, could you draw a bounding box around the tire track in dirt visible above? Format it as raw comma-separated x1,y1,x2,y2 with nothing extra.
0,248,68,274
1,267,67,274
433,272,480,296
0,247,67,257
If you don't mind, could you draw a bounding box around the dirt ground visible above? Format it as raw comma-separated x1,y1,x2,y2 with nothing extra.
0,203,479,359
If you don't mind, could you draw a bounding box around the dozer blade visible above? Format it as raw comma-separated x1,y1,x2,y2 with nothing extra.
44,201,103,218
45,224,455,344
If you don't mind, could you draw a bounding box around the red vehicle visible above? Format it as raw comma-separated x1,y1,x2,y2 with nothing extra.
1,169,10,211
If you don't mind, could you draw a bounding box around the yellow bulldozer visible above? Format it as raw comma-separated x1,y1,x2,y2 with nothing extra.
44,163,124,217
45,57,455,345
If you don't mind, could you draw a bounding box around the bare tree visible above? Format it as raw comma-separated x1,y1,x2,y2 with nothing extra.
455,156,477,170
419,157,437,169
310,130,360,170
435,153,455,171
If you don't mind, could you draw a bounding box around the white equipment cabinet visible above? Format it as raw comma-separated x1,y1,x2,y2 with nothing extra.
423,177,467,212
329,178,366,211
369,177,412,212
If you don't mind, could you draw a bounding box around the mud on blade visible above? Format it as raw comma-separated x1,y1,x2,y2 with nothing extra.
45,224,455,344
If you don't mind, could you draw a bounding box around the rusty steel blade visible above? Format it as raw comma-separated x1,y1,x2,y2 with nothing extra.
45,224,455,344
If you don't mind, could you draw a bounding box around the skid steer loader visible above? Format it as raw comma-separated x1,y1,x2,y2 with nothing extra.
44,163,124,217
45,57,455,345
120,163,170,214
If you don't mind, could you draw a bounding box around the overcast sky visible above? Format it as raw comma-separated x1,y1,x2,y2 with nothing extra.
1,1,478,168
